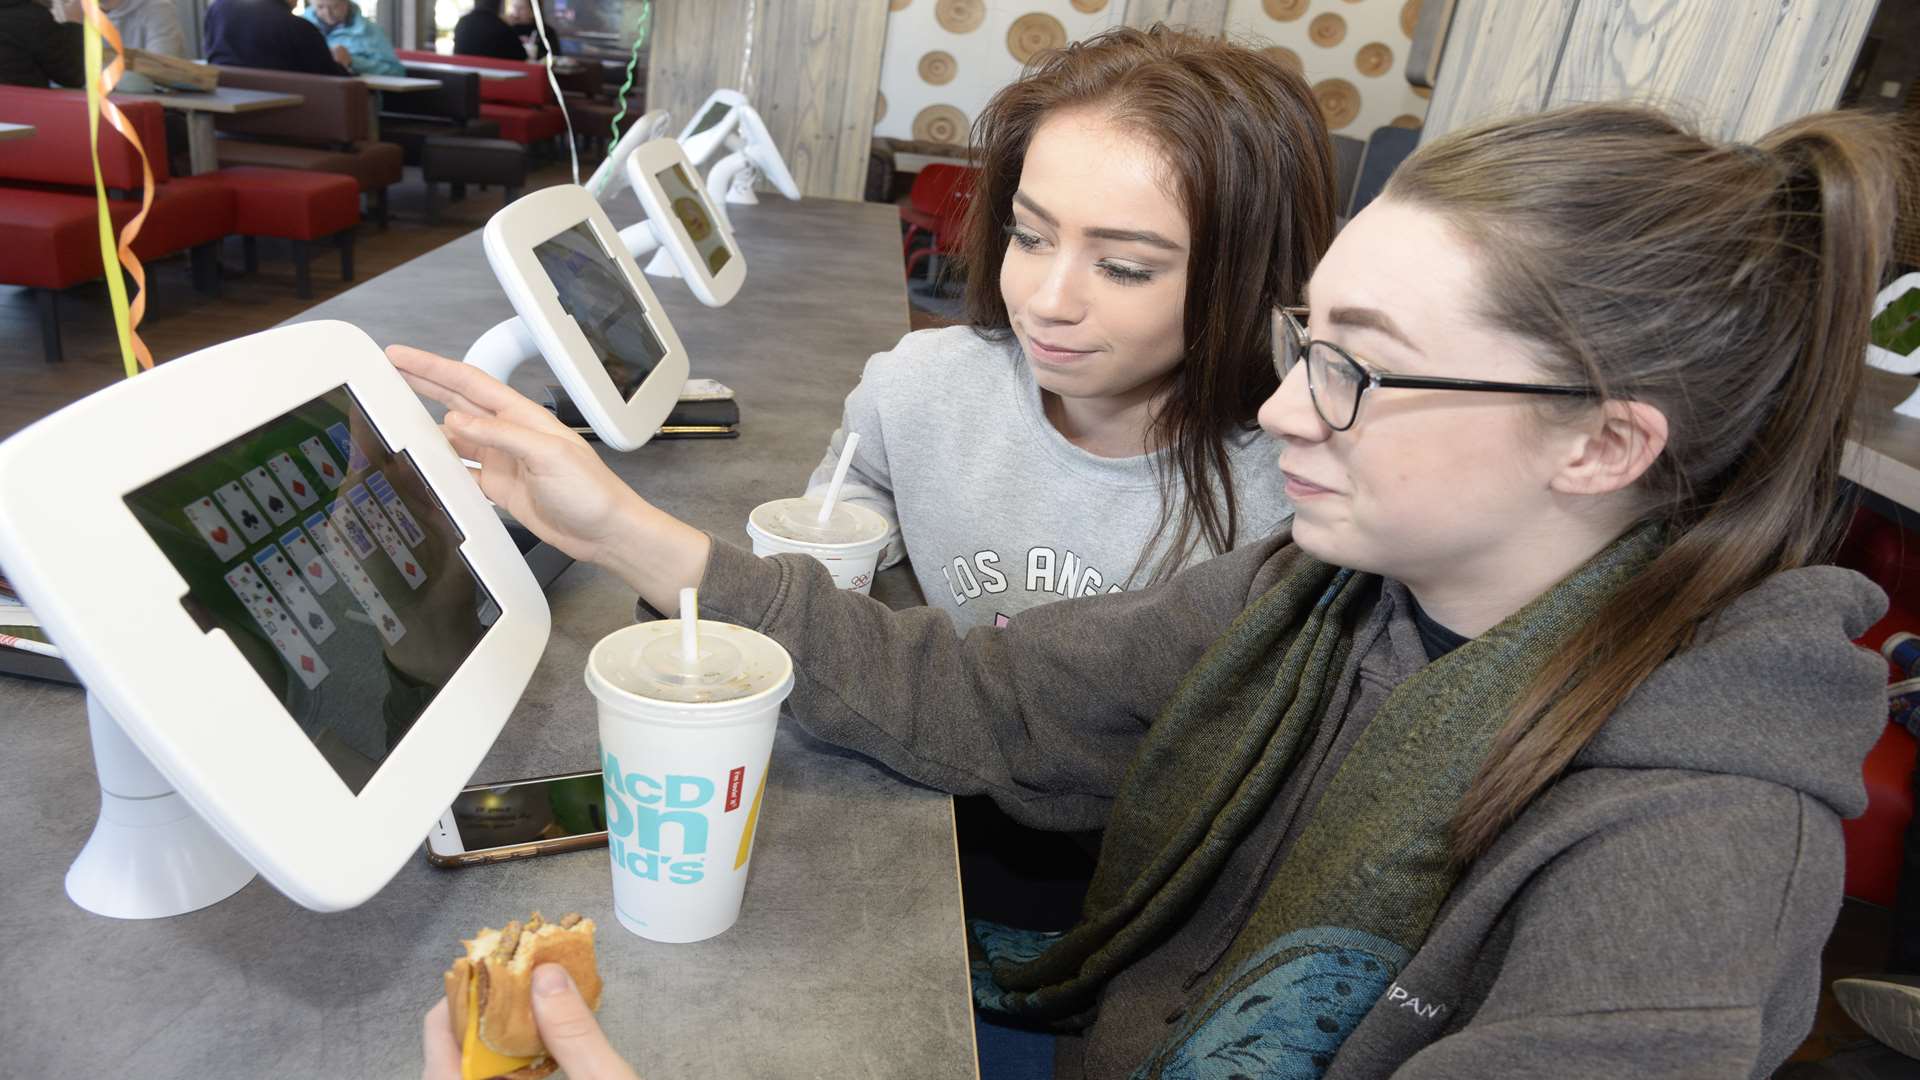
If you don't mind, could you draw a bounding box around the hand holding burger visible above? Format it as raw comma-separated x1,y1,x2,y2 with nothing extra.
422,912,640,1080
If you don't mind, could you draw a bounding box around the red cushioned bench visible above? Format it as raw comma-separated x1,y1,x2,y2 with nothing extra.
212,66,403,229
396,50,568,148
0,86,364,357
217,166,360,298
1837,506,1920,908
0,87,233,363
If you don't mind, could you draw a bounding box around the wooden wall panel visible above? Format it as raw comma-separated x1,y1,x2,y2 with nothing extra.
1547,0,1877,140
753,1,889,202
1123,0,1230,36
1724,1,1879,140
1422,0,1877,144
1416,0,1581,142
645,0,886,201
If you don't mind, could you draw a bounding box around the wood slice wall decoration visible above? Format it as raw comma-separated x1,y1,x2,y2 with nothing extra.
1264,0,1308,20
918,50,957,84
1007,13,1068,63
1356,41,1393,76
934,0,985,34
1313,77,1360,129
890,0,911,11
913,103,969,143
1071,0,1108,11
1400,0,1422,38
1309,12,1347,47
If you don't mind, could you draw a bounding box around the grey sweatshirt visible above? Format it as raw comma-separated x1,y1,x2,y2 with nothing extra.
103,0,184,93
106,0,185,55
691,530,1888,1078
804,325,1291,630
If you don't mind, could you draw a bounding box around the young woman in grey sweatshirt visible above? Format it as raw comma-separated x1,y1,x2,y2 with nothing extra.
401,100,1901,1080
804,31,1331,631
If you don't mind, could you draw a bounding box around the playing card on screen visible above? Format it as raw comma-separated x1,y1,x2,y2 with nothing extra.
242,466,296,525
279,528,337,595
366,471,429,548
224,563,329,689
254,547,335,644
305,511,407,646
214,480,271,543
328,500,379,561
266,452,319,509
299,437,345,490
182,497,245,560
348,483,426,589
326,421,371,472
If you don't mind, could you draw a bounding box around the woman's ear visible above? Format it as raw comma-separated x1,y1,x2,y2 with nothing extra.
1550,400,1669,496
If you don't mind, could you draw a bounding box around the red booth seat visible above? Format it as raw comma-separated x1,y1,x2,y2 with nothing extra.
218,166,359,241
1846,723,1917,908
396,49,554,107
0,88,234,289
0,84,362,355
394,50,567,148
1837,506,1920,907
479,103,568,144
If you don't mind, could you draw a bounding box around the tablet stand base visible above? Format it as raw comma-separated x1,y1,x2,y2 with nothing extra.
615,220,682,279
464,314,541,383
709,150,760,208
645,248,682,278
66,692,256,919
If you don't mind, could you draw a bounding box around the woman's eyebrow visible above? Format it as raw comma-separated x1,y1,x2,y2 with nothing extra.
1327,305,1420,353
1084,226,1183,251
1013,191,1184,252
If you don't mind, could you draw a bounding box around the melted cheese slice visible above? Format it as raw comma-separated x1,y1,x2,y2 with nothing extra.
463,976,538,1080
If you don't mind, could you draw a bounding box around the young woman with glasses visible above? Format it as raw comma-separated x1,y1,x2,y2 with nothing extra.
406,101,1900,1079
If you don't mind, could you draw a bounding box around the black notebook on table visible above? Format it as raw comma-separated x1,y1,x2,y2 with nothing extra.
543,383,740,440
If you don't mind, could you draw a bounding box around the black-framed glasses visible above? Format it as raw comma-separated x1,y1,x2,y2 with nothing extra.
1272,307,1595,432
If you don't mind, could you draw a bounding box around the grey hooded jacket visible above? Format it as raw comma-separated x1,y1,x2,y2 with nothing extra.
690,528,1887,1078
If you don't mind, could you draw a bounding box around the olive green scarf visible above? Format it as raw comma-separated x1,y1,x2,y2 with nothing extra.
971,526,1662,1078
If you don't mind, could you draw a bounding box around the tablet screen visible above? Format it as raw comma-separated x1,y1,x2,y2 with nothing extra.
533,221,669,399
125,388,497,795
655,161,732,275
687,101,731,137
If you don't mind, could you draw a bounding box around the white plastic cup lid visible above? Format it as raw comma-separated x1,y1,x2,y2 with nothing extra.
591,620,790,706
750,497,887,547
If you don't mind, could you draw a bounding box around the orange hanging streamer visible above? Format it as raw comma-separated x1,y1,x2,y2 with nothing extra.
80,0,155,375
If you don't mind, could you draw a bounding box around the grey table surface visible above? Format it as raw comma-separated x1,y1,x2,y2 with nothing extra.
0,196,979,1079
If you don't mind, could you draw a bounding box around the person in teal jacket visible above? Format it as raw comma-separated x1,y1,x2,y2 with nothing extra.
302,0,401,76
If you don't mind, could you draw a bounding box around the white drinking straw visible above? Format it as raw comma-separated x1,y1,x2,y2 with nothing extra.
0,633,60,660
815,431,861,526
678,587,700,666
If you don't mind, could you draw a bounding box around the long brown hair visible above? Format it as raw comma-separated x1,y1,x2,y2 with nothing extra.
957,24,1337,583
1382,104,1904,861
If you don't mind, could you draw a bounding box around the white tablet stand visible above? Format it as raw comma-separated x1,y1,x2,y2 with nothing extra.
465,219,678,379
0,321,551,918
586,109,674,204
704,103,799,207
636,169,736,277
708,150,761,209
67,693,258,919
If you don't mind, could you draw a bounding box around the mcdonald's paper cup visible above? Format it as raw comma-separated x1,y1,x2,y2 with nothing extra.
746,497,890,594
585,619,794,943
